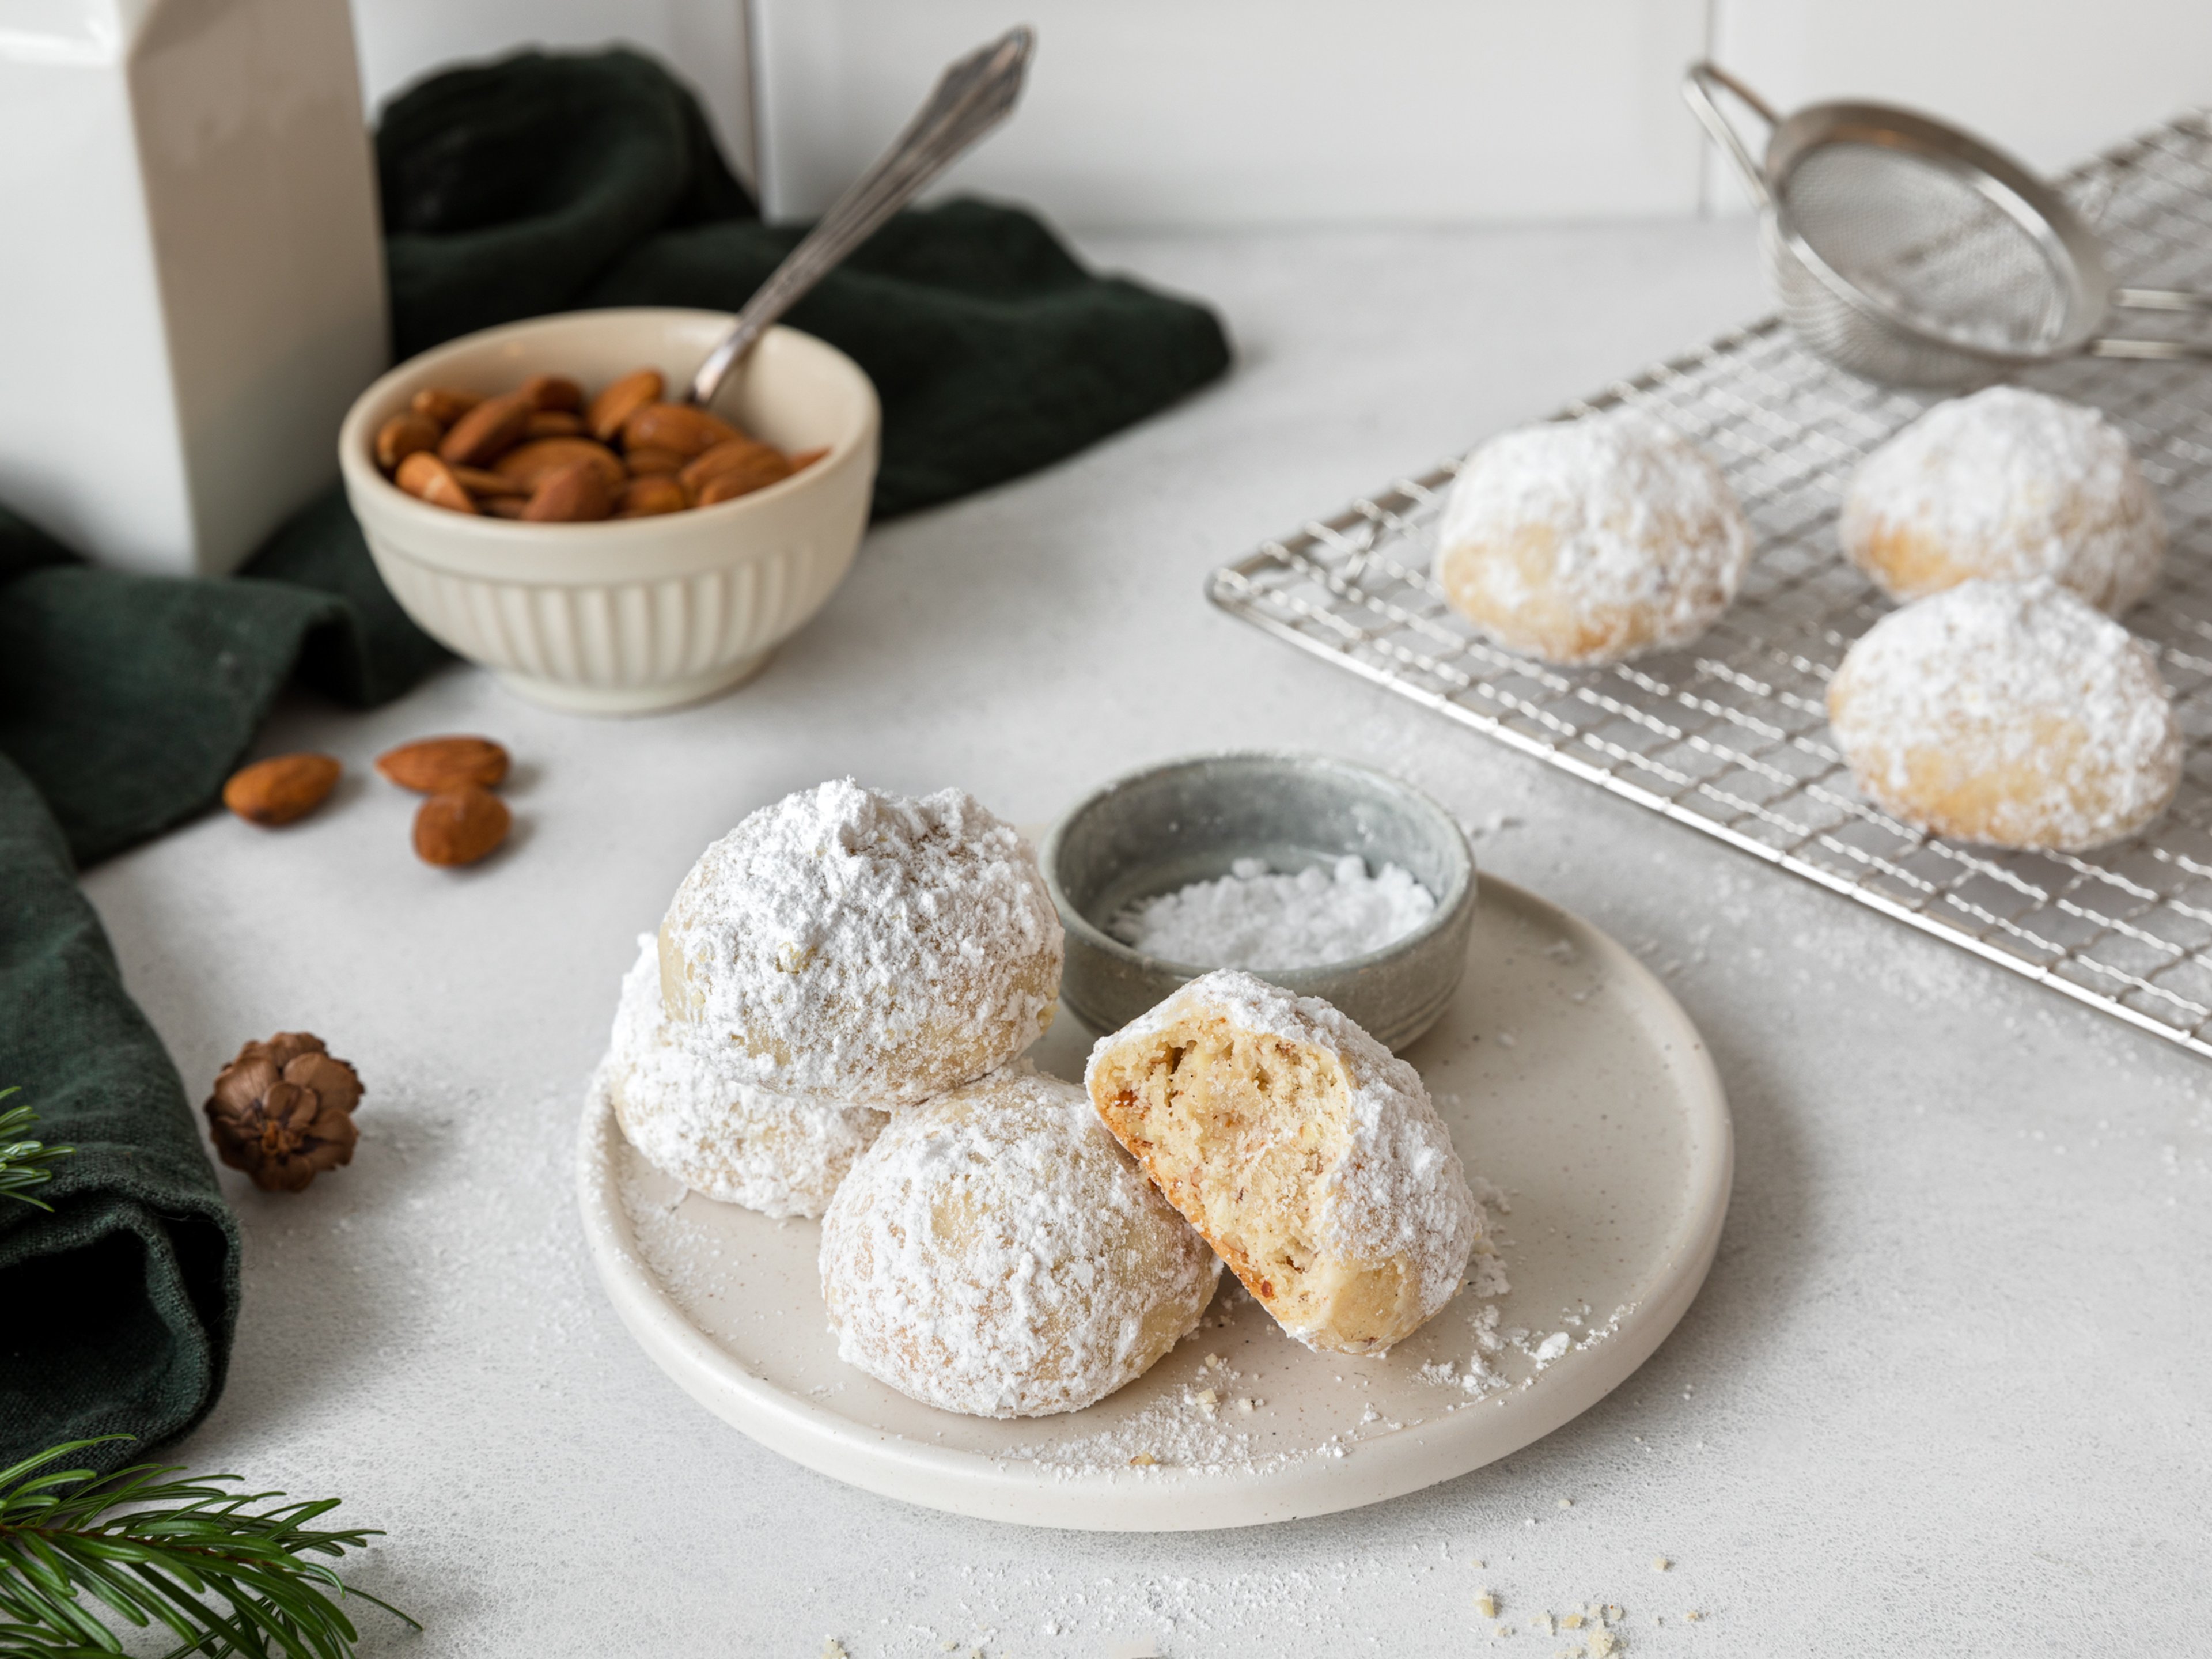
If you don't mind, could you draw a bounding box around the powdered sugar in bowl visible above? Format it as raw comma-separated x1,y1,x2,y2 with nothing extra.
1040,753,1476,1051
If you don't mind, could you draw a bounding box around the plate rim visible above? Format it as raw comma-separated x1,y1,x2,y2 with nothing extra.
574,873,1733,1531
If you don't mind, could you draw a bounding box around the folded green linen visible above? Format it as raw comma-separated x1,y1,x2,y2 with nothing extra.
378,49,1229,517
0,47,1229,1472
0,751,241,1467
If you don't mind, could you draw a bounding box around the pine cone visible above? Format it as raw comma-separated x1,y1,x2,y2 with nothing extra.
204,1032,363,1192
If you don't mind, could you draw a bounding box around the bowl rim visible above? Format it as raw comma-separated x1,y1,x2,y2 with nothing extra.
336,308,880,543
1038,749,1478,983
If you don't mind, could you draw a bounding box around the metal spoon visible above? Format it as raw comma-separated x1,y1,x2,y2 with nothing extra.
687,25,1036,408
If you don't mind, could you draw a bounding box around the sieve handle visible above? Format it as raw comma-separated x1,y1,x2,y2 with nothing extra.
2090,287,2212,359
2112,287,2212,314
1683,63,1779,210
2085,336,2212,362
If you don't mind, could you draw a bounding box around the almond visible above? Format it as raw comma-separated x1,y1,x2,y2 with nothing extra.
522,460,614,522
493,437,625,493
482,494,528,518
522,373,584,412
413,786,510,867
681,437,792,501
588,368,663,443
451,464,524,497
223,753,341,827
615,475,689,517
376,735,510,793
789,447,830,471
411,386,482,427
620,402,740,459
522,410,585,439
438,391,535,467
374,411,442,472
395,452,476,513
622,445,686,476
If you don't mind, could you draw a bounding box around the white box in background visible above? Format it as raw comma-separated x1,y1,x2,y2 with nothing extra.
0,0,388,577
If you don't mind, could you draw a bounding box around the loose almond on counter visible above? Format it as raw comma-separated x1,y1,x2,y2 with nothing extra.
224,753,342,826
414,786,511,866
374,411,441,472
376,735,510,793
588,368,663,443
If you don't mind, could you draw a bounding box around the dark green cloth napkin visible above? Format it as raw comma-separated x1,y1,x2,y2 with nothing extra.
378,48,1230,518
0,48,1228,1471
0,752,241,1468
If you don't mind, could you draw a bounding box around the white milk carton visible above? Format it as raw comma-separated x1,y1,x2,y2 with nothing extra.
0,0,388,575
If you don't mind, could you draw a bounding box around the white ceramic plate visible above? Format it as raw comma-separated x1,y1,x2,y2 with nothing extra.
575,873,1730,1531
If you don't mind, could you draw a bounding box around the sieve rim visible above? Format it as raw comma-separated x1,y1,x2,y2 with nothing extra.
1760,98,2113,368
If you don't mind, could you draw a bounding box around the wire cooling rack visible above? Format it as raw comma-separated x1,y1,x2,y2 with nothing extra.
1209,110,2212,1059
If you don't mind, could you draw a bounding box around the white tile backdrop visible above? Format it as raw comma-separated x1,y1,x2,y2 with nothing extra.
351,1,2212,226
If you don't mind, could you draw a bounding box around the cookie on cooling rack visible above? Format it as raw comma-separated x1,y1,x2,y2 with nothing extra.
1841,386,2165,616
657,779,1063,1109
1086,969,1480,1357
819,1065,1221,1418
1431,407,1755,666
601,935,887,1218
1827,577,2182,852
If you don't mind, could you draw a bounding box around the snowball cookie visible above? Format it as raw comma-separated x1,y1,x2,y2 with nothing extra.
1086,969,1480,1356
601,936,887,1218
819,1065,1221,1418
1842,386,2165,615
1828,578,2182,852
1432,407,1755,666
658,779,1063,1109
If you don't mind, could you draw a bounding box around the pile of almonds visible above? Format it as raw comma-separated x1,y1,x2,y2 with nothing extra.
222,734,515,868
372,369,825,522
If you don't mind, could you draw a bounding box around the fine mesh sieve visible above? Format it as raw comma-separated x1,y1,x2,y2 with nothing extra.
1683,63,2212,387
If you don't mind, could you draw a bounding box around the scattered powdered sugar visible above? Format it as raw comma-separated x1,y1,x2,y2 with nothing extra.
819,1065,1221,1419
1433,406,1754,663
600,935,887,1219
1828,576,2182,850
1842,385,2165,614
1108,855,1435,969
658,779,1063,1108
1087,969,1482,1351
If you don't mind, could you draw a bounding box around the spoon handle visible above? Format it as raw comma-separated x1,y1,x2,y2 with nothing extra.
688,25,1035,408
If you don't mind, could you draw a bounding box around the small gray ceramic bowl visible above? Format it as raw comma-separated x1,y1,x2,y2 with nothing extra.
1040,753,1475,1052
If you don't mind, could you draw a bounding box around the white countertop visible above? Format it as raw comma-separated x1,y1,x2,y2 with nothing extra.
85,217,2212,1656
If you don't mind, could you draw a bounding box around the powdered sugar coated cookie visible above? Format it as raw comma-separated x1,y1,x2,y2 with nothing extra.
820,1065,1220,1418
1828,577,2181,851
658,780,1063,1108
1433,407,1754,665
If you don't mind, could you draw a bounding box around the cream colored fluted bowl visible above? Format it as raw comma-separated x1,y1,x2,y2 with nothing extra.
338,309,879,715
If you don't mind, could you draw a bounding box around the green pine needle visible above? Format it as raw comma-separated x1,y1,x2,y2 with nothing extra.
0,1093,75,1213
0,1438,416,1658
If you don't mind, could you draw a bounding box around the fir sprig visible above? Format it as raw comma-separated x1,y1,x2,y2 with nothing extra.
0,1093,74,1212
0,1438,416,1658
